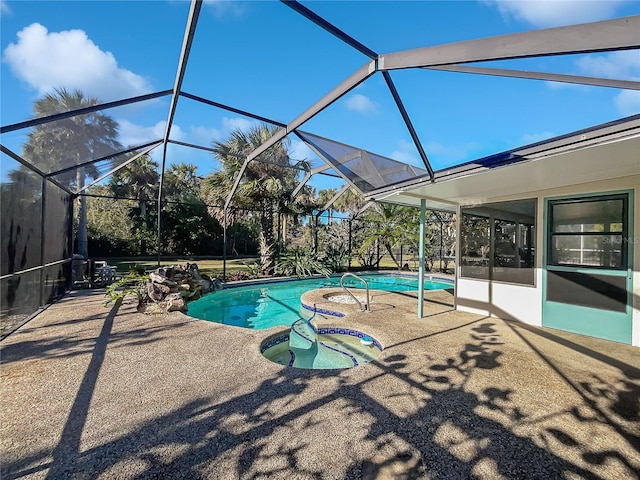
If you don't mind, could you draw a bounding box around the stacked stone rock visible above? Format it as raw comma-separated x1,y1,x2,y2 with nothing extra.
147,263,222,313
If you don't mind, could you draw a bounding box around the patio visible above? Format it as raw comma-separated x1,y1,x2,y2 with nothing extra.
1,288,638,479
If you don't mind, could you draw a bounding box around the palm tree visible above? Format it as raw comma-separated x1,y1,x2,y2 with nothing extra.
109,154,159,216
163,163,199,201
108,154,159,255
360,203,420,269
22,88,122,258
333,187,366,218
202,124,301,275
316,188,337,224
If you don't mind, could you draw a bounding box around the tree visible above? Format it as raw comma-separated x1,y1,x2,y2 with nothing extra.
86,185,137,256
109,154,159,216
359,203,420,269
316,188,337,224
22,88,122,258
162,163,221,256
202,124,302,275
333,187,366,218
109,155,159,255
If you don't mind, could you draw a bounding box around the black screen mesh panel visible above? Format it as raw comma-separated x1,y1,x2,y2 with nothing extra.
43,262,71,305
44,181,72,264
1,271,42,335
0,156,43,276
1,155,73,336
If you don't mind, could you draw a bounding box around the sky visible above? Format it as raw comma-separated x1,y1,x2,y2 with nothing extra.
1,0,639,194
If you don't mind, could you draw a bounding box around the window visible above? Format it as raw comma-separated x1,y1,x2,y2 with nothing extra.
548,195,627,269
461,199,536,285
460,213,491,279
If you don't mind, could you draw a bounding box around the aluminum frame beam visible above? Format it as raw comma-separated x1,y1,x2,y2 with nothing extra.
180,92,287,127
46,140,163,178
283,1,435,180
224,61,375,210
0,90,173,134
424,64,640,90
288,62,377,131
290,164,331,198
157,0,202,263
76,142,162,194
355,201,374,218
418,198,426,318
379,16,640,70
0,144,73,195
321,183,350,212
382,71,434,178
280,0,378,60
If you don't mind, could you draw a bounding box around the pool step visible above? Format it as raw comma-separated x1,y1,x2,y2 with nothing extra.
289,318,317,350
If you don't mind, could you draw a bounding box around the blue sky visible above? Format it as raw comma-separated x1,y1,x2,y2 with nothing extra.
1,0,639,193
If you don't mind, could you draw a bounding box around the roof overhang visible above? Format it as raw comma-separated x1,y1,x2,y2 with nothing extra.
370,116,640,211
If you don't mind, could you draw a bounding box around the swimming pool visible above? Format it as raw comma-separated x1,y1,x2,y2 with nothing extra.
187,273,453,330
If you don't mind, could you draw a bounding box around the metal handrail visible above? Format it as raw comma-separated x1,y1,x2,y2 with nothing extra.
340,273,370,312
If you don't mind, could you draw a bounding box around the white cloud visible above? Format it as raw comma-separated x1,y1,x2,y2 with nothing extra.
203,0,246,18
482,0,631,28
3,23,152,102
222,116,258,132
170,117,260,149
190,125,223,144
541,50,639,115
577,50,640,80
345,93,375,114
1,1,11,17
390,139,419,164
289,139,314,162
544,79,591,91
564,50,639,115
614,90,640,116
117,120,185,149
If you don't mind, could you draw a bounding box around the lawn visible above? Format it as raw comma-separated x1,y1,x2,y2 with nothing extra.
106,257,258,279
105,255,453,279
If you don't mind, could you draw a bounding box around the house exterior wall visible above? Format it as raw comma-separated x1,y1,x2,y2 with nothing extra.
455,175,639,346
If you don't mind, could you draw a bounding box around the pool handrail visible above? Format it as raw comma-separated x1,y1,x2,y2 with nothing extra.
340,273,370,312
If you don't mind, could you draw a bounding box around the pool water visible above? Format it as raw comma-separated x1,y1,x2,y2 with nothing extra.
261,328,383,369
187,274,452,330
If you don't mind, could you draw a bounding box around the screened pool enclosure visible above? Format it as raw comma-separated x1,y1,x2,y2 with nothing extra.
1,1,638,338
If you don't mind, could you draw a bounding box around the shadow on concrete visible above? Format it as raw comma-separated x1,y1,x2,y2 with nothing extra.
4,314,638,479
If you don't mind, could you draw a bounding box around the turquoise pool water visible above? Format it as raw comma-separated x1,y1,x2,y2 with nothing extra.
261,327,384,369
187,274,453,330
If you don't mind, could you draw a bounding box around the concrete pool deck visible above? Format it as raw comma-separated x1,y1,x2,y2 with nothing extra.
1,286,639,479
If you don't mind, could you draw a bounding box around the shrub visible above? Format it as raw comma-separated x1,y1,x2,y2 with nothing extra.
324,245,349,273
226,271,250,282
275,247,331,278
104,272,149,310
